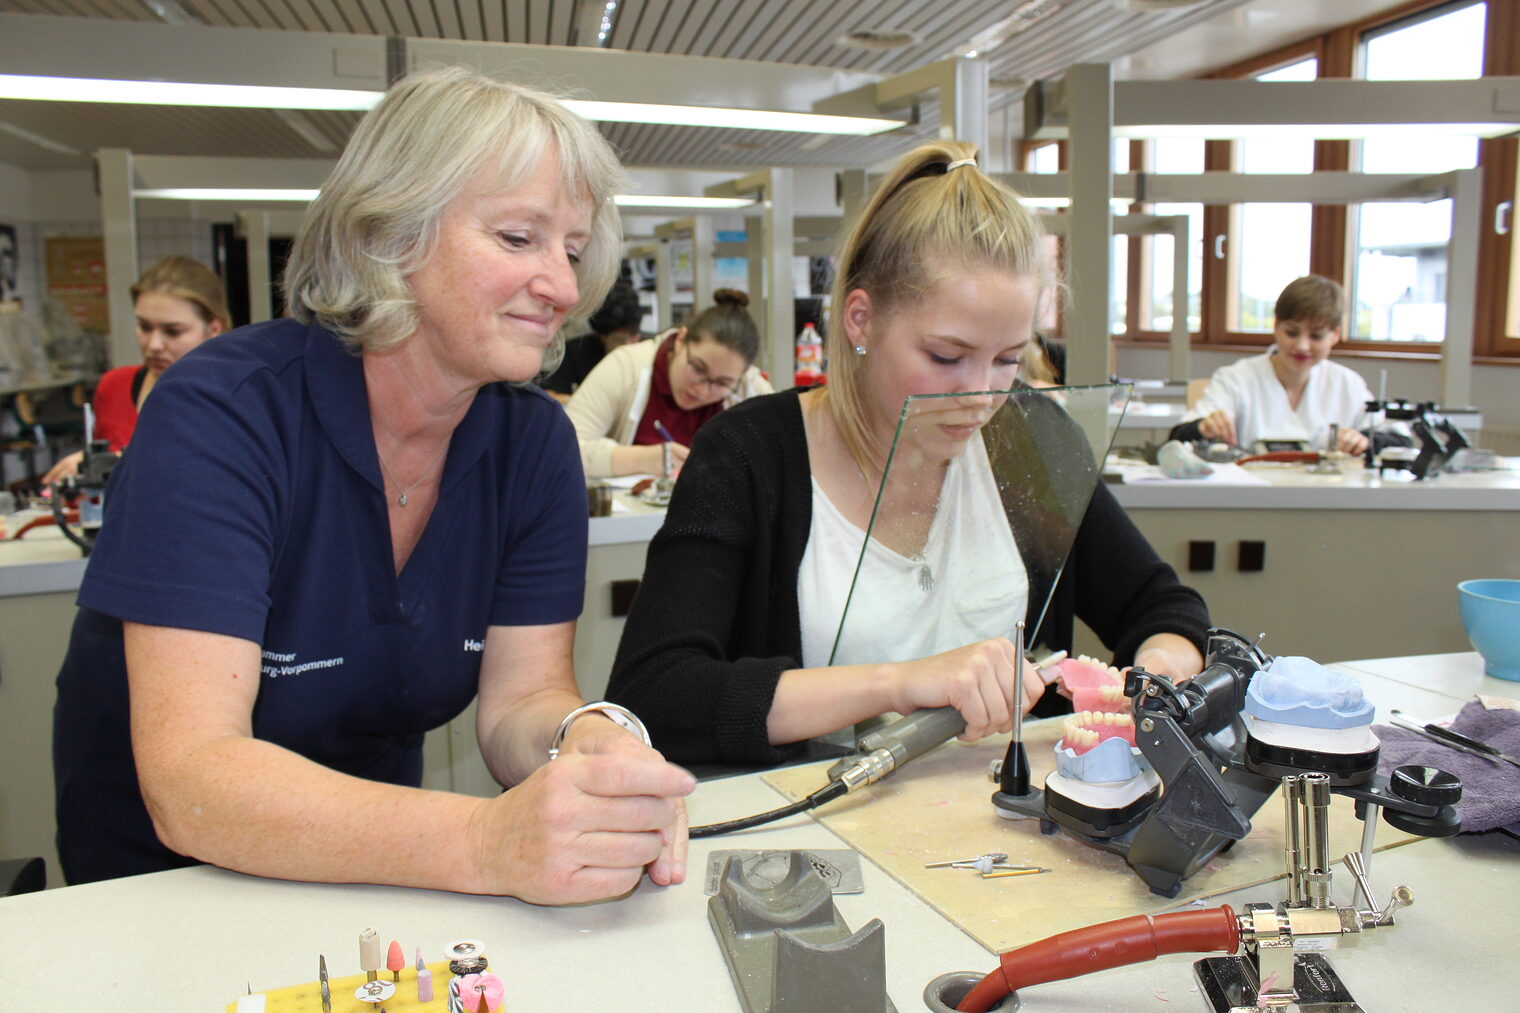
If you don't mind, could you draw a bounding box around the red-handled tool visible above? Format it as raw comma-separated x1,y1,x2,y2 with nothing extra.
955,905,1240,1012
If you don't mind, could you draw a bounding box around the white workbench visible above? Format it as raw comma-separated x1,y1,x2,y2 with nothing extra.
2,653,1515,1012
1086,463,1520,665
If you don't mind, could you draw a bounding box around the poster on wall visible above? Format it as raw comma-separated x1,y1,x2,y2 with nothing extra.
0,224,18,304
45,236,109,334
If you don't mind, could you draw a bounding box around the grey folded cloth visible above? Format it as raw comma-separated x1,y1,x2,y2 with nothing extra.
1375,700,1520,833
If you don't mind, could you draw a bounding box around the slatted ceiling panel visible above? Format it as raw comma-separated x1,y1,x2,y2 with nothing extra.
428,0,459,38
451,0,481,40
288,0,340,32
643,0,698,55
709,3,780,60
612,0,649,51
669,0,734,57
196,0,257,29
406,0,440,37
326,0,374,33
745,2,818,64
478,0,503,43
545,0,570,46
90,0,154,18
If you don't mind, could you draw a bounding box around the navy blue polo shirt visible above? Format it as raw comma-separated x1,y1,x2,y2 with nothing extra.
53,318,587,884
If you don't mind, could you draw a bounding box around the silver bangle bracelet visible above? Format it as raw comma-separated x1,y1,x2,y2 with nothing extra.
548,702,652,760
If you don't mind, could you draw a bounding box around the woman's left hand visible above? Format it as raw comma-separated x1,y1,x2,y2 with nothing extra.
1130,633,1205,682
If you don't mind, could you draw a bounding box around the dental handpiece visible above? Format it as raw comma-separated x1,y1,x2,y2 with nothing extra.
830,706,967,792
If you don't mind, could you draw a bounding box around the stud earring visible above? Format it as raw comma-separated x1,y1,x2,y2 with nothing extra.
853,344,867,356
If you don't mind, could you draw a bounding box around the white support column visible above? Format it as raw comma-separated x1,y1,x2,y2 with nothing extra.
1442,168,1480,408
745,228,765,338
762,168,796,388
238,212,273,323
1169,214,1191,382
944,58,990,157
96,148,138,368
653,238,674,331
1065,64,1114,387
691,215,715,311
837,169,869,224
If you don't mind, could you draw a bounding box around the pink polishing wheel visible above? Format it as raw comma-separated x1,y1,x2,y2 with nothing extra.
458,972,506,1012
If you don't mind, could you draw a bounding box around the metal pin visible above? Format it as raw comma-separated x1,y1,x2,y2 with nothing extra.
926,851,1007,869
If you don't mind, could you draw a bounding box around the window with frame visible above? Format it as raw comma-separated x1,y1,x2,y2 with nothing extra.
1350,1,1487,344
1141,138,1204,335
1230,57,1318,333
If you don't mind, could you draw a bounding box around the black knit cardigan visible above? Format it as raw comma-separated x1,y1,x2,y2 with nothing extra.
607,387,1209,767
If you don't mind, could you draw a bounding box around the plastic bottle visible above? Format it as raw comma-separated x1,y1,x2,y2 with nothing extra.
793,322,824,387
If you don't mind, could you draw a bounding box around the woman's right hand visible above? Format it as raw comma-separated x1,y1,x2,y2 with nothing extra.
466,739,695,905
887,638,1045,742
1195,410,1238,446
642,441,688,477
41,450,85,487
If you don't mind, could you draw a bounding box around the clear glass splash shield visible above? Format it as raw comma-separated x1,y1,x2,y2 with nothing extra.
828,383,1132,668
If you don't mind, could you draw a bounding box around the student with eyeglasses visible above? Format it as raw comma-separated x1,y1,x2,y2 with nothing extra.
566,288,773,478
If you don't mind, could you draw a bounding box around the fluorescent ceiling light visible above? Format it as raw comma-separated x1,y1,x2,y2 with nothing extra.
0,74,381,110
0,74,901,135
136,189,754,209
135,188,321,201
565,99,901,135
614,195,755,209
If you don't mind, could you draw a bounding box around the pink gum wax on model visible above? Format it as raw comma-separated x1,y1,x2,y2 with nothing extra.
457,972,505,1012
1053,655,1129,714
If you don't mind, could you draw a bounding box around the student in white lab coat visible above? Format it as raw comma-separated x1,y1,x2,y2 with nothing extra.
1172,275,1371,454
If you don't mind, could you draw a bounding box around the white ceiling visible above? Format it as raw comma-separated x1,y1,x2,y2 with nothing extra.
0,0,1413,173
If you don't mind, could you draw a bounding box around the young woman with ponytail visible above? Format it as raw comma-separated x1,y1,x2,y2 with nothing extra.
607,142,1208,769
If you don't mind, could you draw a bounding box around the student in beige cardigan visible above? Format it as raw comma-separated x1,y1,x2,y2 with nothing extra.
566,289,773,478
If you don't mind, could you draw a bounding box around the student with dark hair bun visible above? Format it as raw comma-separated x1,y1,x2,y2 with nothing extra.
539,278,644,400
566,288,773,477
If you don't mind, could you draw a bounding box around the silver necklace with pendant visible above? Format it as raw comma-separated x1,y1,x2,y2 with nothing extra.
377,438,450,507
856,454,935,593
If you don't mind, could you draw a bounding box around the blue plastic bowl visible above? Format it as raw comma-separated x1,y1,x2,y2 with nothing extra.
1458,579,1520,682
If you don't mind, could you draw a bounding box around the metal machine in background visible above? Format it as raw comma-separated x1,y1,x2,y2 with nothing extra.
49,405,118,555
1364,399,1471,480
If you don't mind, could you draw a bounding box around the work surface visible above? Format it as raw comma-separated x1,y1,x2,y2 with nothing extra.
3,654,1517,1012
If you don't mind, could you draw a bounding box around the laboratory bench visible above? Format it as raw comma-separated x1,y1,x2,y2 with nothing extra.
0,653,1514,1012
1087,462,1520,666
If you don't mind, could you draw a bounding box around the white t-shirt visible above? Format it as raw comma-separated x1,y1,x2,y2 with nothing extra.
1183,351,1373,450
797,435,1029,668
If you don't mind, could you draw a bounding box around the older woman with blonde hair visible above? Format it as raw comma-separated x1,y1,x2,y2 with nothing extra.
608,143,1208,768
53,67,692,902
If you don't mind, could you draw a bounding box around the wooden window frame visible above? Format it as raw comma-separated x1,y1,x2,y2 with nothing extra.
1114,0,1518,363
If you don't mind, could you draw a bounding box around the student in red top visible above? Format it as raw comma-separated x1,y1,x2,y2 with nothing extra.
42,256,230,485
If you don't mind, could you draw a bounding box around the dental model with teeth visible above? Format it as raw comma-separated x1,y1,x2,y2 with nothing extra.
1047,709,1158,827
1053,655,1130,715
607,140,1210,769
